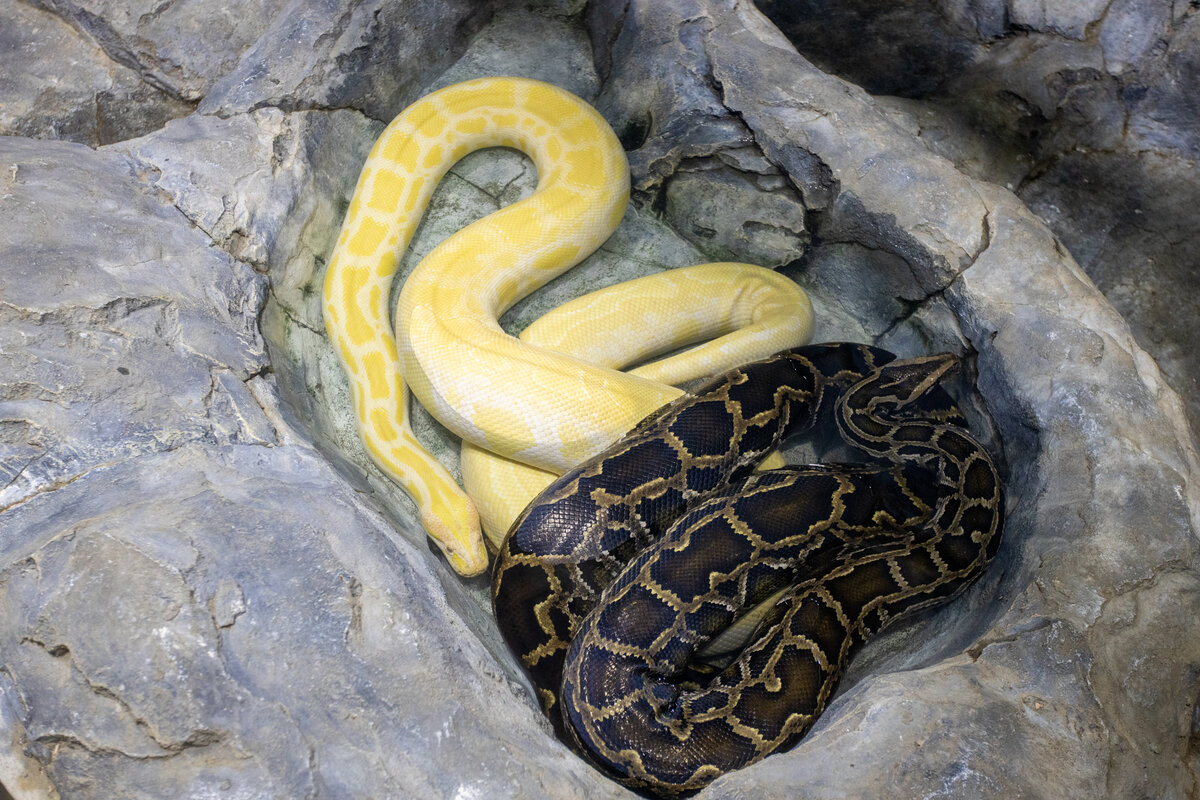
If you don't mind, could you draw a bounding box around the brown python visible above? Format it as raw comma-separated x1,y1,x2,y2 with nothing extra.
491,343,1004,795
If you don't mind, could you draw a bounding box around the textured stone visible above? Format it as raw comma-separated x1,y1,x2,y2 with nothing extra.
0,0,197,146
0,445,615,799
1008,0,1109,40
1100,0,1170,72
196,0,492,121
28,0,293,103
757,0,1200,460
664,166,809,267
1,0,1199,798
0,136,268,512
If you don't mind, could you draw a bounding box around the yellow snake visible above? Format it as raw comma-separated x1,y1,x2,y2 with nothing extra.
322,77,814,576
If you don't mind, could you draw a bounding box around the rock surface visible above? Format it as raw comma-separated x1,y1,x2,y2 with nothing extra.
757,0,1200,448
1,1,1198,799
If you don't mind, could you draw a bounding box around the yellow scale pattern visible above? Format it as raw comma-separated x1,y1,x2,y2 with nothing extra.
323,77,815,576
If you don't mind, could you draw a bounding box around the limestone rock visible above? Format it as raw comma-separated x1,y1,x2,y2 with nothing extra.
0,136,269,512
756,0,1200,445
1,0,1199,798
0,0,195,146
29,0,293,103
0,444,614,799
196,0,492,121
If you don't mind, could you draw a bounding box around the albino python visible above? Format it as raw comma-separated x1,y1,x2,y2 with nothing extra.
322,76,813,575
493,343,1004,795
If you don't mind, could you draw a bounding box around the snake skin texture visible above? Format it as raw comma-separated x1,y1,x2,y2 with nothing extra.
322,76,814,575
493,343,1004,795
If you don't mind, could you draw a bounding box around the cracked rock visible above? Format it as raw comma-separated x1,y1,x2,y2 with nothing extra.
664,165,809,267
0,137,268,512
2,0,1199,799
209,577,247,629
0,0,196,147
27,0,293,104
196,0,492,120
756,0,1200,449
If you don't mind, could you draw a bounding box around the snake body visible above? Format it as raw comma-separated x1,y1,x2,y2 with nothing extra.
492,344,1003,795
323,75,1003,793
323,77,813,574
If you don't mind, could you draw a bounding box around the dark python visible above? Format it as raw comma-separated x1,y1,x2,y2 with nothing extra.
491,343,1004,795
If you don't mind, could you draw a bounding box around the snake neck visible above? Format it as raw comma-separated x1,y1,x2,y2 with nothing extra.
773,343,895,445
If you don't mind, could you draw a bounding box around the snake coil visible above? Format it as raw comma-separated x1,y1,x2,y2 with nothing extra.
493,343,1004,795
322,76,814,574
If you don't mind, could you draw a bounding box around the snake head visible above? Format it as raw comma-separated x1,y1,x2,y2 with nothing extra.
834,354,964,452
422,496,489,577
855,353,959,410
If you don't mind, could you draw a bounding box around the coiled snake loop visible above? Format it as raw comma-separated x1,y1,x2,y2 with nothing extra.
492,343,1004,795
322,76,813,575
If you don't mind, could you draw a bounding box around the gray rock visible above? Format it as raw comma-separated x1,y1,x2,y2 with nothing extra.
0,444,616,799
755,0,1200,447
1018,149,1200,416
196,0,492,121
428,6,599,99
2,0,1199,799
29,0,293,103
664,165,809,268
1100,0,1169,73
0,0,195,146
1007,0,1109,40
0,136,268,512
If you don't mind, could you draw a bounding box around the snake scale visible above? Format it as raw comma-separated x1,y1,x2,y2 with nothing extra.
493,343,1004,795
322,75,1004,793
323,76,813,575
